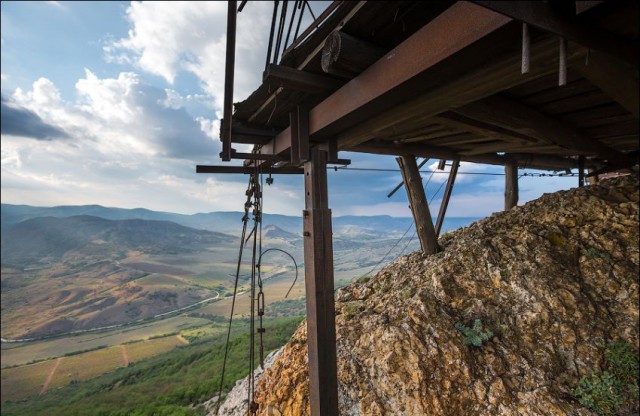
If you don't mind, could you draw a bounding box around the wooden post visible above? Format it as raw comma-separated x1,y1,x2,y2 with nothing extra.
303,148,339,416
578,156,585,187
435,159,460,236
397,155,439,255
505,161,519,210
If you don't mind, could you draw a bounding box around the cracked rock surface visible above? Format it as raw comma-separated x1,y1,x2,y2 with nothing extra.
241,176,639,415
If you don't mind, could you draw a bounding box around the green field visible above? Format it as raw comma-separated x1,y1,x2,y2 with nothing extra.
1,316,303,416
0,359,56,402
1,315,211,368
126,336,186,364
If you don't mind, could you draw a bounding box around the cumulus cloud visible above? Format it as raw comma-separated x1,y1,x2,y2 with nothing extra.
105,1,273,112
0,95,69,140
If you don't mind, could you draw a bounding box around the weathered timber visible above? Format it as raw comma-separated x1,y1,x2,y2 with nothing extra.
321,31,386,78
263,64,344,94
473,1,638,66
578,156,585,187
251,2,514,163
397,155,439,255
303,149,339,416
334,37,586,150
574,50,640,118
352,141,585,171
435,159,460,236
505,160,519,210
221,0,237,161
387,158,430,198
453,95,636,167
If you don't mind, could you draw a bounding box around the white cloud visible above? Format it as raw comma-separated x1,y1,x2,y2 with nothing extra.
105,1,273,112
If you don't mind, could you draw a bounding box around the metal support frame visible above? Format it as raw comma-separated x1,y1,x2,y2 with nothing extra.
505,160,519,210
221,1,238,161
435,159,460,236
303,148,339,416
397,155,439,255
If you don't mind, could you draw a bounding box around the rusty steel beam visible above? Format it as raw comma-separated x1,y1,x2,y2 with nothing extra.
221,1,238,161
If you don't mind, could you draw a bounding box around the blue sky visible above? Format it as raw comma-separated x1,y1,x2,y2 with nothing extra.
1,1,581,217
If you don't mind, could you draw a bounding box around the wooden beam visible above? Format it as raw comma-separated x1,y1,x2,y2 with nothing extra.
321,31,386,78
473,1,638,67
352,140,584,170
505,160,519,210
251,2,514,162
574,50,640,118
303,149,339,416
435,159,460,236
434,112,539,145
453,95,636,167
221,0,237,161
397,156,439,255
263,64,344,94
578,155,585,187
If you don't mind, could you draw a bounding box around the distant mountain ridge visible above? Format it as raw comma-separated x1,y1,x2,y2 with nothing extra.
1,214,233,265
1,203,479,237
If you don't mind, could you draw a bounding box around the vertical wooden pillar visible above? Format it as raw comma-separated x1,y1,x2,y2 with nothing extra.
303,148,339,416
435,159,460,236
397,155,439,255
505,161,519,210
578,156,585,187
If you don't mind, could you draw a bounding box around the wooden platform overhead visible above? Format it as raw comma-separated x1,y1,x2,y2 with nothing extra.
208,3,639,415
220,0,638,173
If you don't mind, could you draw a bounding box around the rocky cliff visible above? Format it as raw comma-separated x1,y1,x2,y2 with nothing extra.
220,176,639,415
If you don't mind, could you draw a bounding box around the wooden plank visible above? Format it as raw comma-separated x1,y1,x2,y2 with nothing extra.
303,149,338,416
473,1,638,66
263,64,344,94
453,95,636,167
505,160,519,210
435,159,460,236
574,50,640,118
397,155,439,255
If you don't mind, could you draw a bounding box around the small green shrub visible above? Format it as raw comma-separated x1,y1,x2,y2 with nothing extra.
454,319,493,347
585,247,612,261
605,341,639,385
573,341,639,415
343,303,360,319
573,371,624,416
356,276,371,284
